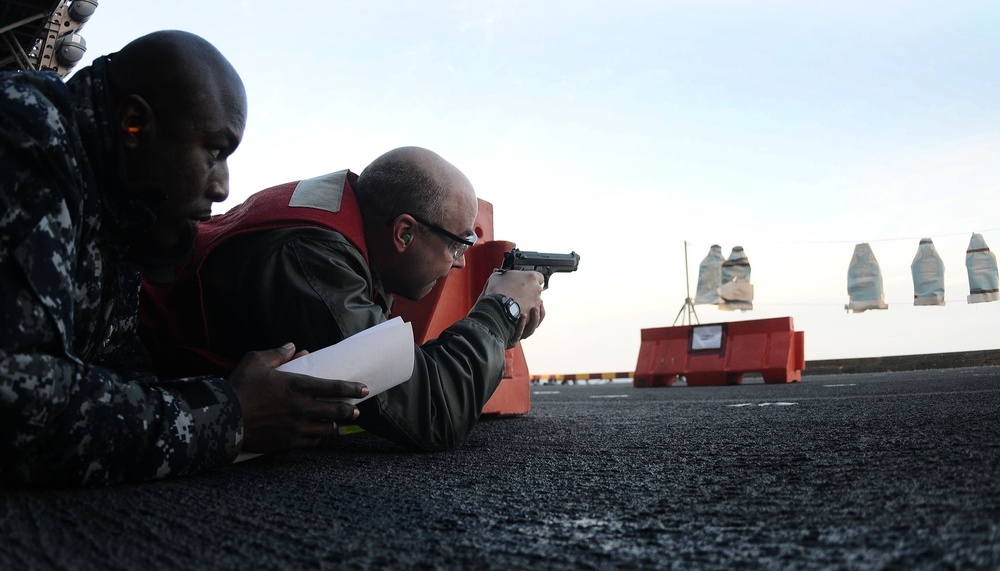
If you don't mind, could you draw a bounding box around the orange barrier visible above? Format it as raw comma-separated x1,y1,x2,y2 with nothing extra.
633,317,805,387
390,199,531,415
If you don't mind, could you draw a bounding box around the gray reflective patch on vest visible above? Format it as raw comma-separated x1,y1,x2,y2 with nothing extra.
289,170,349,212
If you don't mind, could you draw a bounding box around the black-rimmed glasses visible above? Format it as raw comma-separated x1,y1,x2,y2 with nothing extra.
395,213,477,260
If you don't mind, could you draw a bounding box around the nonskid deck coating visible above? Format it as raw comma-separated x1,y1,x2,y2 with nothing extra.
2,366,998,569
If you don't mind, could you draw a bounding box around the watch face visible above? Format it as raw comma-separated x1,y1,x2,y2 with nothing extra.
506,298,521,321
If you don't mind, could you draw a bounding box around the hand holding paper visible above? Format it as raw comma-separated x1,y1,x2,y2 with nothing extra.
275,317,415,404
235,318,415,463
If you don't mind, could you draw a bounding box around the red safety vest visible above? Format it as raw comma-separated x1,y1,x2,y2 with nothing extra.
140,170,367,376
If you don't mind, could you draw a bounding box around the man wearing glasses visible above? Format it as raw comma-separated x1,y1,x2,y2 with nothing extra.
141,146,545,451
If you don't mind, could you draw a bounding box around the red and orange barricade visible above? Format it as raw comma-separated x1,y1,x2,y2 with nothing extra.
633,317,805,387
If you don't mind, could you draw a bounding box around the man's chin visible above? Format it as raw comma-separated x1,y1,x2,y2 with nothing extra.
128,232,196,270
398,291,428,302
397,281,438,302
418,279,444,299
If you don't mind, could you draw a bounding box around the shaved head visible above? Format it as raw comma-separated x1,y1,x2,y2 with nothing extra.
355,146,474,224
106,30,247,132
355,146,479,299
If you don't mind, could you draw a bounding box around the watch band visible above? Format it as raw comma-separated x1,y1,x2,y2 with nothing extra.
486,294,521,324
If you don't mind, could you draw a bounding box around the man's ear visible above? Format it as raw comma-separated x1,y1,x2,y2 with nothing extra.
117,94,154,149
391,215,418,253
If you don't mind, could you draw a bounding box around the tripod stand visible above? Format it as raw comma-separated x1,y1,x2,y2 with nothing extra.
673,241,700,326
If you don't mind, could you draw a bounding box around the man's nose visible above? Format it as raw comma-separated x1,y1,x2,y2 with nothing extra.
208,162,231,202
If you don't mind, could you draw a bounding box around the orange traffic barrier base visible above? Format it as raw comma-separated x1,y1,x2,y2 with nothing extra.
633,316,805,387
391,199,530,415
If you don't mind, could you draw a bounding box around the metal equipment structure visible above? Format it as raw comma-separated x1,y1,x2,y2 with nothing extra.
1,0,97,77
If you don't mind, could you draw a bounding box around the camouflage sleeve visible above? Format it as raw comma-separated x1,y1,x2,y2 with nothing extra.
0,350,243,487
0,72,242,487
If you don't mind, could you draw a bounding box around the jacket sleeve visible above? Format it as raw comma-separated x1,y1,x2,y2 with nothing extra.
0,74,242,487
359,298,516,451
0,345,243,487
202,228,517,451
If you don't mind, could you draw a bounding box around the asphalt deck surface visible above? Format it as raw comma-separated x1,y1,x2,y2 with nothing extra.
2,366,999,570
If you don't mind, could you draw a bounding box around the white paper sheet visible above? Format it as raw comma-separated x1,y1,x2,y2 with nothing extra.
235,317,414,463
275,317,414,404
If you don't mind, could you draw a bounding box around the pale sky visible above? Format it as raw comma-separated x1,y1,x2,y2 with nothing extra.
71,1,1000,374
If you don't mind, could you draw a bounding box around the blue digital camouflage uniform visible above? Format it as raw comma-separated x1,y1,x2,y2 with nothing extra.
0,56,242,487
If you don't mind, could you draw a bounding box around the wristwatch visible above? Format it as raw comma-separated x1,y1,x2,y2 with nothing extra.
487,294,521,324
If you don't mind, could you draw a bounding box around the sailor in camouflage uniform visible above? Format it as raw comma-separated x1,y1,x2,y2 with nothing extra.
0,31,365,487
